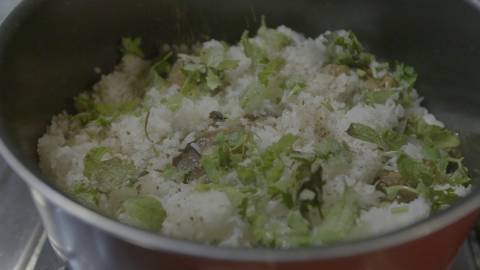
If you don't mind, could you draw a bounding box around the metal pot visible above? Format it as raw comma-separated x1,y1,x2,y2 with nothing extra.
0,0,479,269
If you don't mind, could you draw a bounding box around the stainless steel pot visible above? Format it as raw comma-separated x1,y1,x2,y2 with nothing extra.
0,0,479,269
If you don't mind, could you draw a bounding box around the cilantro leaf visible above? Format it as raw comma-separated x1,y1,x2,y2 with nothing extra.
397,153,435,186
250,210,311,247
206,69,222,90
74,94,95,112
347,123,406,151
200,130,253,183
121,196,166,231
71,181,100,209
259,134,297,170
241,30,269,69
393,63,417,89
315,138,352,178
312,189,359,244
431,188,459,211
258,58,285,86
240,81,266,113
406,117,460,149
381,129,408,151
257,16,292,50
84,147,139,191
217,59,239,70
160,93,184,112
363,90,396,105
121,37,145,58
347,123,383,146
324,31,373,69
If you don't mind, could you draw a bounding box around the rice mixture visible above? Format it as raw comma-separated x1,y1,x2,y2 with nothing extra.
38,22,472,247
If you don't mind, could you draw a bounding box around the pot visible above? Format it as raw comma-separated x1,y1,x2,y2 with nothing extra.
0,0,479,269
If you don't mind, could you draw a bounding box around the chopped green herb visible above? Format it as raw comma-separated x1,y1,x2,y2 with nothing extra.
363,90,397,105
258,58,285,86
121,37,145,58
324,31,373,69
122,196,166,231
312,189,359,244
347,123,406,151
406,117,460,149
257,16,292,50
84,147,139,191
206,69,222,90
391,206,409,214
393,63,417,89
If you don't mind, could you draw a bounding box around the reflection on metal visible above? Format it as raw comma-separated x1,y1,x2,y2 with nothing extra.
466,0,480,11
470,231,480,269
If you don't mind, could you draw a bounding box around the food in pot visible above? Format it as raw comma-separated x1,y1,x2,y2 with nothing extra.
38,20,472,247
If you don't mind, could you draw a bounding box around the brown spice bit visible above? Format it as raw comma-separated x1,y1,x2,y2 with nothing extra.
376,170,418,203
321,64,351,76
171,127,238,183
244,114,259,122
376,170,403,187
168,62,185,86
365,75,398,90
209,111,226,122
396,189,418,203
172,143,205,182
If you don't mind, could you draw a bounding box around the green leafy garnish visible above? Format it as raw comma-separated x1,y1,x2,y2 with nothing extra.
393,63,417,89
405,117,459,149
347,123,406,151
206,69,222,90
250,209,311,247
201,130,253,183
71,94,140,126
179,46,239,96
363,90,397,105
257,16,292,51
160,94,184,112
241,31,269,69
74,94,95,112
71,181,101,209
95,100,140,118
397,153,441,186
258,58,285,86
312,189,359,244
240,82,266,113
121,196,166,231
391,206,409,214
430,188,459,211
84,147,139,191
324,31,373,69
284,77,307,97
315,138,352,178
347,123,381,145
121,37,145,58
149,51,174,88
195,183,254,213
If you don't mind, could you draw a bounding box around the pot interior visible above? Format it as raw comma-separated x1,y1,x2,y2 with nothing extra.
0,0,479,227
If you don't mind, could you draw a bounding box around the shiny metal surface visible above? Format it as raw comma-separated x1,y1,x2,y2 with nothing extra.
0,0,480,269
0,158,42,270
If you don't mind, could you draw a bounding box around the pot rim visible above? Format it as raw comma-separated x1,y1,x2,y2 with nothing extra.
1,135,480,262
0,0,479,262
